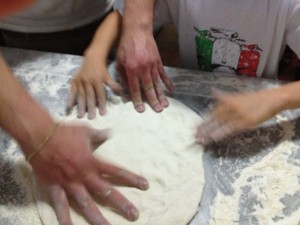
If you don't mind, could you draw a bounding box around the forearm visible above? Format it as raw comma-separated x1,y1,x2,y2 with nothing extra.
84,11,122,62
123,0,155,32
0,56,53,156
271,81,300,112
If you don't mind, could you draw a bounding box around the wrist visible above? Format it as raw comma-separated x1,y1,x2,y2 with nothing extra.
122,0,154,33
26,120,63,163
84,46,107,64
270,87,291,113
17,112,55,158
6,96,55,156
123,16,153,33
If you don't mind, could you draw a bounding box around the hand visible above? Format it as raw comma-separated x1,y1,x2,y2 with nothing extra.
30,123,149,225
67,56,122,119
117,29,174,113
196,88,280,144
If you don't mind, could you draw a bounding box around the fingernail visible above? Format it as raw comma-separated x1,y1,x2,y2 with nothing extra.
135,105,145,113
139,179,149,190
77,113,84,118
161,99,169,107
127,208,139,221
154,104,163,112
99,107,107,116
88,112,96,120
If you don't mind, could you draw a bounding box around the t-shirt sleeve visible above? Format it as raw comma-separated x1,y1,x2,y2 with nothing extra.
286,0,300,58
113,0,124,15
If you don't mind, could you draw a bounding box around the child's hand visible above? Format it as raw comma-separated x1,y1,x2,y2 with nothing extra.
196,88,280,144
67,57,122,119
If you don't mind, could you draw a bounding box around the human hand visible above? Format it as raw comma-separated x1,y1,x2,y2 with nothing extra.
117,29,174,113
30,123,149,225
67,57,122,119
196,88,280,144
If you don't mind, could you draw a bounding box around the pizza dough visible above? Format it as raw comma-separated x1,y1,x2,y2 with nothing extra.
33,98,205,225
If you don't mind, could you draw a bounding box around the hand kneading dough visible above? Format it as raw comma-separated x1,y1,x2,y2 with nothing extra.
33,98,205,225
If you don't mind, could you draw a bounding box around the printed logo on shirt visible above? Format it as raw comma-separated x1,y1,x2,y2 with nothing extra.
194,27,262,77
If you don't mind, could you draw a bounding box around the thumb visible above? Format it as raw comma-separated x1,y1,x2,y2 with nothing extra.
89,128,112,151
105,76,123,96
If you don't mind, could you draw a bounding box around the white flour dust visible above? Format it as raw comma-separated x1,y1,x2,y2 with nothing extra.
209,115,300,225
0,140,41,225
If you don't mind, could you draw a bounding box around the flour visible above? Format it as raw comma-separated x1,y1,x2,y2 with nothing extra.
0,139,41,225
209,115,300,225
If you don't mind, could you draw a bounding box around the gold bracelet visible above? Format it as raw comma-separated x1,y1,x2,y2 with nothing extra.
26,120,63,163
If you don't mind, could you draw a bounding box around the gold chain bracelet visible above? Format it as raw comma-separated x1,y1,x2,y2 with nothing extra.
26,120,63,163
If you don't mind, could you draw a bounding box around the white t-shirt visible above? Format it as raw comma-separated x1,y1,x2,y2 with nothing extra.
115,0,300,79
0,0,114,33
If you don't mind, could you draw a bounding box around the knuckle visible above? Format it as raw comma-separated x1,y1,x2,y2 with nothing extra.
100,186,113,198
79,198,92,209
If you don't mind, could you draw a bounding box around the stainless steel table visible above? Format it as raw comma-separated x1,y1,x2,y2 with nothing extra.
0,47,299,225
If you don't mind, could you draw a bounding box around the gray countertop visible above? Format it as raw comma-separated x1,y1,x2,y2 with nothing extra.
0,47,299,225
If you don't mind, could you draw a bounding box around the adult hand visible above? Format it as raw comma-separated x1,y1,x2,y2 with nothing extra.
66,56,122,119
30,123,149,225
195,88,280,144
117,29,174,113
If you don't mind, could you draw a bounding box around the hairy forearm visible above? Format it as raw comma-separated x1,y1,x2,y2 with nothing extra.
123,0,155,32
0,56,53,155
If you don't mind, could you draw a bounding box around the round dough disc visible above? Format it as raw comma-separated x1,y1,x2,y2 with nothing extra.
33,98,205,225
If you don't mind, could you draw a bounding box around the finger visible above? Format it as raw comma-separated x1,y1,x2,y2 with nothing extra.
77,85,86,118
155,82,169,108
48,184,73,225
209,122,235,142
94,82,107,116
105,76,123,96
85,84,97,120
85,174,139,222
127,75,144,113
66,84,78,115
211,87,233,103
141,64,162,112
116,62,128,86
142,75,163,112
67,184,111,225
116,63,131,100
97,161,149,190
92,79,106,116
158,62,174,93
151,69,169,108
195,119,215,145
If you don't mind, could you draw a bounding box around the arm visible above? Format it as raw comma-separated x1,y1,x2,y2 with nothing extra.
196,82,300,144
67,11,123,118
117,0,174,113
0,55,148,224
0,55,54,153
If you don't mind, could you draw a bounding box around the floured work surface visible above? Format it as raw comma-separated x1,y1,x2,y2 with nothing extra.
33,98,205,225
166,71,300,225
206,115,300,225
170,100,300,224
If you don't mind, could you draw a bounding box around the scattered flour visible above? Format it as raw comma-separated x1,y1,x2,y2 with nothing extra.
209,115,300,225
